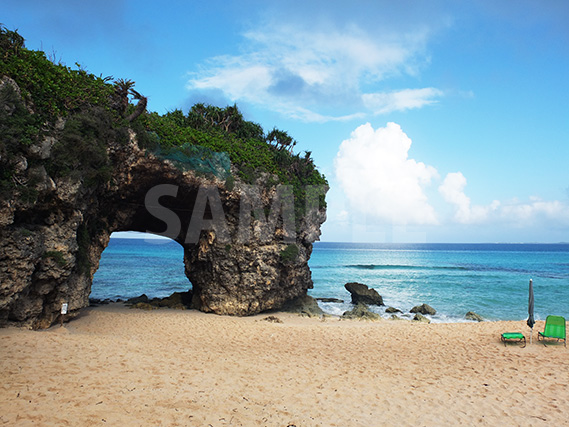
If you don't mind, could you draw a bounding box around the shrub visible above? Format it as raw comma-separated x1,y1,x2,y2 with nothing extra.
42,250,67,267
280,244,299,263
1,27,327,228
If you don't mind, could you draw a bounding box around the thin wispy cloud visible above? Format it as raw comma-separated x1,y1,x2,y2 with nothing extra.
499,197,569,227
362,88,444,115
439,172,500,224
187,23,441,122
439,173,569,228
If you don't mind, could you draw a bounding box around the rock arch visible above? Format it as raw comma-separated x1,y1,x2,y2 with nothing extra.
0,128,327,328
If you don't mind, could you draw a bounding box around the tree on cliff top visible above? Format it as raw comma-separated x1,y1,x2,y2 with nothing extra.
0,25,24,58
0,26,327,203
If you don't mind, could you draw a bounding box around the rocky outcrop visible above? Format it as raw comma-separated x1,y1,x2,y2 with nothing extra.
0,79,327,329
341,303,380,321
410,304,436,316
344,282,384,306
281,294,324,318
125,292,193,310
126,294,150,305
465,311,484,322
413,313,431,323
316,297,344,303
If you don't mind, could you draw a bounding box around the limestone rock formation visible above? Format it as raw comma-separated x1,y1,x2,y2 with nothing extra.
344,282,384,306
0,77,327,329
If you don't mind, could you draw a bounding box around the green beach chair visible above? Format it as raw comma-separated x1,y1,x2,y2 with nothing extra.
501,332,526,347
537,315,566,347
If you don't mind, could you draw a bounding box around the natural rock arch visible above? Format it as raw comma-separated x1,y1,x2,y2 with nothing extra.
0,125,327,329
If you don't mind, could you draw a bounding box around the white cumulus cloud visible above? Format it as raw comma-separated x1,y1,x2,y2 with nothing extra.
335,122,438,225
439,172,500,224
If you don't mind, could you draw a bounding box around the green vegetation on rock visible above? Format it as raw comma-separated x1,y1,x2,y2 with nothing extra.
42,250,67,267
1,26,326,220
280,244,299,263
0,26,115,123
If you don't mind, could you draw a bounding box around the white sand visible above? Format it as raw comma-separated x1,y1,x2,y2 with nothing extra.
1,303,567,426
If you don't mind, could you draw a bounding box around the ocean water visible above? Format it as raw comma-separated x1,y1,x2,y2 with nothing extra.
308,242,569,322
91,238,189,301
92,239,569,323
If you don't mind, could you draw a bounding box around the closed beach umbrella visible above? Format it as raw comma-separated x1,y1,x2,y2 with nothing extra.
527,279,535,344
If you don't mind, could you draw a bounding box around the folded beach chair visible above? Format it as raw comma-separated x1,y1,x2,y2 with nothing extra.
537,315,566,347
501,332,526,347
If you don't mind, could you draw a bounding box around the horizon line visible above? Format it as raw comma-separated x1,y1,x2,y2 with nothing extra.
109,232,568,245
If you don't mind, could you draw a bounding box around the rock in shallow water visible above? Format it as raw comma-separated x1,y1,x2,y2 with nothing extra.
316,297,344,303
410,303,436,316
465,311,484,322
344,282,384,306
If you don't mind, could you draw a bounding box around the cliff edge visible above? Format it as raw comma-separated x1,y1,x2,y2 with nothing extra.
0,27,327,328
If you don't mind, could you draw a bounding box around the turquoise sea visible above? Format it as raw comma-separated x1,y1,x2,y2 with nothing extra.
92,238,569,323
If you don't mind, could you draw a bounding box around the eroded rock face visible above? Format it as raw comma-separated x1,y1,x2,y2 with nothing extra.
0,82,327,328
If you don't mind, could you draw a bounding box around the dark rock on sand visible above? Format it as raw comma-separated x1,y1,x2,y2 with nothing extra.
157,291,193,309
261,315,283,323
410,303,436,316
344,282,384,306
316,297,344,303
342,303,380,321
89,298,112,306
281,295,324,318
385,307,402,314
126,294,149,305
124,292,194,310
129,302,158,310
413,313,431,323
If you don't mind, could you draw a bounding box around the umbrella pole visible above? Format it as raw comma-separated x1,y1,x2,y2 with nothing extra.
528,278,534,346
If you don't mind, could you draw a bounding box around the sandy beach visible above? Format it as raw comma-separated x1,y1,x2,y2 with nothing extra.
1,304,567,426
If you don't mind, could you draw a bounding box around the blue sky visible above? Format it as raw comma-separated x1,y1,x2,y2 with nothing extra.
4,0,569,243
